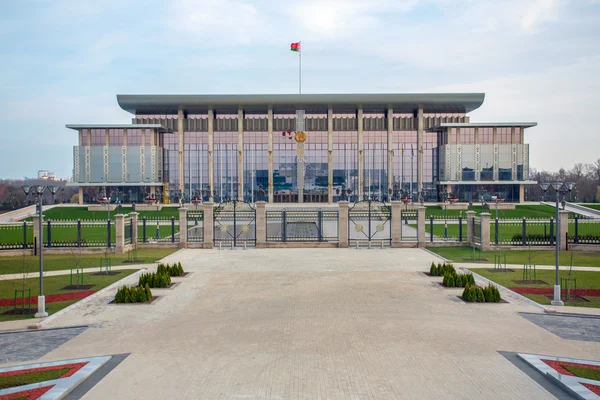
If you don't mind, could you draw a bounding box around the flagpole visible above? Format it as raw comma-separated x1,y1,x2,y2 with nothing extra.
299,41,302,95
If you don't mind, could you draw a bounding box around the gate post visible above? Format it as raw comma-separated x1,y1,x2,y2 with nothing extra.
179,207,187,248
417,206,426,248
115,214,125,254
338,201,349,248
203,202,214,249
130,212,139,245
391,201,402,247
480,212,491,251
255,201,267,248
559,210,569,251
466,210,475,246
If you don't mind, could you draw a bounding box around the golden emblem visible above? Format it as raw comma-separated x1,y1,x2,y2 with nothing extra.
295,131,306,143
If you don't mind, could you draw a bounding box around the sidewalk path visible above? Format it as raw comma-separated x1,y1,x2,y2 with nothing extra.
455,262,600,272
0,264,149,281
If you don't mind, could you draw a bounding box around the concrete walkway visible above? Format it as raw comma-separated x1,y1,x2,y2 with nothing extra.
0,204,61,223
0,264,149,281
455,262,600,272
1,248,597,399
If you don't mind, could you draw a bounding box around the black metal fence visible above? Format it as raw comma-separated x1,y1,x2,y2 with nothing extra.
399,210,417,242
491,218,555,246
568,216,600,245
139,217,179,243
349,201,392,246
0,221,33,250
428,216,464,242
266,209,339,242
186,211,204,243
213,201,256,247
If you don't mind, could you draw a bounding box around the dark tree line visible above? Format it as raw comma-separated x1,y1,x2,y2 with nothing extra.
526,159,600,202
0,179,77,210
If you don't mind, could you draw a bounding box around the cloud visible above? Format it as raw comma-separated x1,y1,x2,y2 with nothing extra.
519,0,561,32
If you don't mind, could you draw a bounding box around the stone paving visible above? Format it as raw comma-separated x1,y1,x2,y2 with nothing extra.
0,326,88,364
519,313,600,343
1,248,600,399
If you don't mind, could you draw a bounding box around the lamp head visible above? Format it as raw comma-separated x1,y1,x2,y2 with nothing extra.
551,182,564,191
34,185,45,195
565,182,576,191
48,186,59,195
539,182,550,192
22,185,31,195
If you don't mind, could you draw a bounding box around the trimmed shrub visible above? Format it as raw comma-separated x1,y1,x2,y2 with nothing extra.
157,262,185,277
442,272,475,288
139,271,171,288
430,262,455,277
462,284,501,303
114,285,152,303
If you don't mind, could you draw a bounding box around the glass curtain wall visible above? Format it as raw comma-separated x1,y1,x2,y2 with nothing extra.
273,113,297,202
363,128,387,201
243,117,268,202
184,127,209,202
392,118,417,201
332,128,358,202
303,115,328,202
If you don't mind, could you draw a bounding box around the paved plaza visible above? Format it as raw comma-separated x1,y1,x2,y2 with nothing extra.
1,248,600,399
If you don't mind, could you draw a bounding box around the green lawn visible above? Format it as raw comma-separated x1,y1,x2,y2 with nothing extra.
0,367,71,389
470,268,600,308
428,247,600,267
580,204,600,211
0,269,137,321
0,248,178,275
425,204,558,219
562,365,600,381
25,206,181,221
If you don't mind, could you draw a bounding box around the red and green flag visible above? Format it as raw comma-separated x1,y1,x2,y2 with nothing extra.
290,42,300,52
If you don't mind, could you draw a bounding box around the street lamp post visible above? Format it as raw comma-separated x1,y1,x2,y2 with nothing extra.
540,181,576,306
22,184,49,318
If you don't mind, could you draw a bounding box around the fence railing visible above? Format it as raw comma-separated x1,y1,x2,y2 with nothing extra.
43,220,115,248
266,209,339,242
140,217,179,243
399,210,417,242
186,211,204,243
568,216,600,245
428,216,464,242
492,217,555,247
472,217,482,246
0,221,33,250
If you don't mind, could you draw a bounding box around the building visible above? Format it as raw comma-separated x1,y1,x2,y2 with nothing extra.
38,170,56,180
67,93,536,204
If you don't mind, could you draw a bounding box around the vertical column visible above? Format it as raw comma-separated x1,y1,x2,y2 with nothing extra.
519,184,525,203
387,107,393,199
238,108,244,200
466,210,475,246
104,129,109,185
32,215,40,253
417,107,424,197
391,201,402,247
328,106,333,203
202,202,214,248
480,212,491,251
417,205,426,248
178,109,185,194
357,107,364,201
559,210,569,251
208,108,214,202
255,201,267,248
115,214,125,253
78,187,83,205
130,212,139,244
267,108,274,203
179,207,187,247
338,201,349,248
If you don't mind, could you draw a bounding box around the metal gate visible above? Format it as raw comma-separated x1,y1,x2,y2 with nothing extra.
266,209,339,242
348,200,392,247
213,200,256,247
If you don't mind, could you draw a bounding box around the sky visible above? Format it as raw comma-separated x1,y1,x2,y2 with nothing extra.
0,0,599,179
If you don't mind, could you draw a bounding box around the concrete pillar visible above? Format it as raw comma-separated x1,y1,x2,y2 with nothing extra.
255,201,267,248
338,201,349,248
115,214,125,253
519,184,525,203
32,214,40,251
480,212,491,251
267,108,274,203
78,187,83,205
357,107,364,201
387,107,393,199
130,212,139,244
327,106,333,203
417,107,424,196
559,210,569,251
203,202,214,248
208,108,215,202
238,108,244,200
178,109,185,194
417,205,426,248
179,207,187,247
466,210,475,246
391,201,402,247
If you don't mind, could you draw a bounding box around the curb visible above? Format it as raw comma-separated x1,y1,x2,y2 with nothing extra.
28,268,148,330
461,267,548,311
421,248,452,263
157,248,187,263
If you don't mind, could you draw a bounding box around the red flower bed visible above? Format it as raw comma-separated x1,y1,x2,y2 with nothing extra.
0,385,54,400
0,362,87,379
509,287,600,296
0,291,97,307
542,359,600,396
